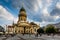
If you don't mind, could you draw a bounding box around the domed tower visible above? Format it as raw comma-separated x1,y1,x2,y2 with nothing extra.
18,7,27,23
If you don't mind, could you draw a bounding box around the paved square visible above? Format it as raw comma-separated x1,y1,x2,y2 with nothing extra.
0,34,60,40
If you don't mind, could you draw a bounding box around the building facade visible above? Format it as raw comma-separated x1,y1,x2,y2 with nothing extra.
7,7,40,34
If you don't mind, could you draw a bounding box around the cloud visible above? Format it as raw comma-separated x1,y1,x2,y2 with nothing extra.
56,2,60,9
0,0,59,27
50,8,60,16
42,7,50,16
36,0,43,9
46,0,52,4
53,16,60,20
50,7,60,22
50,2,60,21
33,3,38,12
0,5,17,26
27,18,57,27
0,5,14,21
40,21,57,27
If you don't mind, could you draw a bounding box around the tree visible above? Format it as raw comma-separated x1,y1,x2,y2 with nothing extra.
0,26,5,35
45,24,56,35
37,27,44,36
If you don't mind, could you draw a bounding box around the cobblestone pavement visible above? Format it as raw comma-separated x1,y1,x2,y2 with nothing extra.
0,34,60,40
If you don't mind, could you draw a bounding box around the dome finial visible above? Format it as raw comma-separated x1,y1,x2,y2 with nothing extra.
22,2,24,7
20,3,26,12
19,2,27,17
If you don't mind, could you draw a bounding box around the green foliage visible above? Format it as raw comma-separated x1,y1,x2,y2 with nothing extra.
37,28,44,34
45,24,56,33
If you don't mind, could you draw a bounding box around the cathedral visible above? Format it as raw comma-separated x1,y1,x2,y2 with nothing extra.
7,7,40,34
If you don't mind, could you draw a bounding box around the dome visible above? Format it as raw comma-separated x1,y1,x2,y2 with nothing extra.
19,7,27,17
19,12,27,17
20,7,26,12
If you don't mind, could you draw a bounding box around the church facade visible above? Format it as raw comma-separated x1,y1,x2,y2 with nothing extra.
7,7,40,34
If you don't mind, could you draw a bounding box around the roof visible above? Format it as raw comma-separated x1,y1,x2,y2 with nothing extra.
20,7,26,12
19,7,27,17
8,26,14,28
30,22,37,25
18,21,30,27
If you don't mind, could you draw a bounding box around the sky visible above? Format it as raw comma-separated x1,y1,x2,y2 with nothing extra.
0,0,60,27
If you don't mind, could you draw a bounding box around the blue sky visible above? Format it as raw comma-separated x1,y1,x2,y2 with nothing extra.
0,0,60,27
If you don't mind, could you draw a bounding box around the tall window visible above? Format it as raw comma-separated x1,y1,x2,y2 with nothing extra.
20,17,22,20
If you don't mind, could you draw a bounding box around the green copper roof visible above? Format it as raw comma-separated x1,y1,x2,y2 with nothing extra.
20,7,26,12
19,7,27,17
